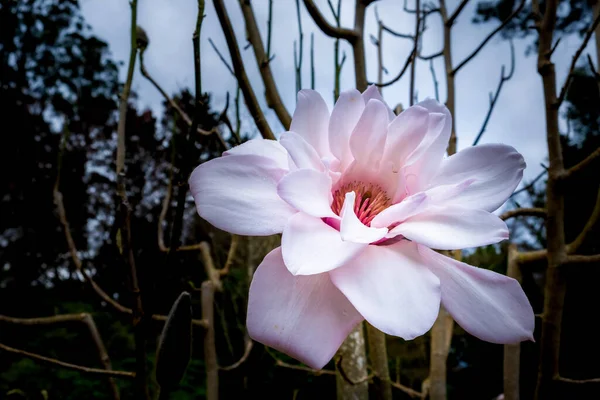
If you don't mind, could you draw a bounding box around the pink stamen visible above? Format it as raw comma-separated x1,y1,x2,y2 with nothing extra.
331,181,391,226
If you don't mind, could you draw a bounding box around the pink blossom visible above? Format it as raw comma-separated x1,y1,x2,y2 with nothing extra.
189,86,535,369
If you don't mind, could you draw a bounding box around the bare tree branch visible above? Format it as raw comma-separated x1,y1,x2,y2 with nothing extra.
219,234,240,276
375,48,416,87
429,59,440,100
138,36,227,149
555,375,600,384
0,342,136,379
510,169,547,198
409,0,422,105
452,0,526,76
213,0,275,140
1,313,121,399
501,207,547,221
473,39,515,145
419,50,443,60
202,280,219,400
562,147,600,180
302,0,358,41
565,254,600,264
555,12,600,107
446,0,470,26
219,336,253,371
239,0,292,129
568,188,600,254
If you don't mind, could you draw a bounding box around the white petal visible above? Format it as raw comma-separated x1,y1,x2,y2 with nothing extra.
429,144,526,212
282,213,367,275
247,247,363,369
189,154,295,235
381,105,430,173
277,169,337,218
349,99,389,168
329,89,365,167
330,240,440,339
370,192,428,229
290,90,330,157
361,85,396,121
340,192,388,243
223,138,288,169
419,246,535,343
391,206,509,250
403,111,450,193
280,131,325,172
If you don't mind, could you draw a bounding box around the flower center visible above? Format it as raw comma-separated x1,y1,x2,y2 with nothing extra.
331,181,391,226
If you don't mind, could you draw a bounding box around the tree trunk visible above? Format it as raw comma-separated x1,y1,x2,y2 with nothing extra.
336,324,369,400
504,244,522,400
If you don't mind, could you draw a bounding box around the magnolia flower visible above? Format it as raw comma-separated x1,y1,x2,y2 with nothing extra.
189,86,535,369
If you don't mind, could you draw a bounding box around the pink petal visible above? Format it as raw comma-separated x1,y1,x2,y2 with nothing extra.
280,131,325,172
223,138,288,169
419,246,535,343
370,192,428,229
329,89,365,168
247,247,363,369
381,105,430,173
282,213,367,275
340,192,388,243
290,90,331,157
330,240,440,339
428,144,526,212
361,85,396,121
349,99,389,168
403,111,450,193
277,169,337,218
189,154,295,235
391,206,509,250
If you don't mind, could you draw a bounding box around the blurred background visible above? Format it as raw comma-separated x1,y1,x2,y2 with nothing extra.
1,0,599,399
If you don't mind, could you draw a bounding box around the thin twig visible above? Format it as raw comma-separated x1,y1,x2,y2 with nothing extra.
472,39,515,146
266,347,336,375
564,254,600,264
375,48,416,87
452,0,526,76
510,169,547,198
569,188,600,253
381,24,414,39
302,0,358,41
555,375,600,384
409,0,422,105
219,234,240,276
311,32,315,89
219,337,253,371
238,0,292,129
200,280,219,400
555,12,600,107
117,4,147,396
0,342,136,379
294,0,304,93
0,313,121,399
419,50,443,60
388,379,427,398
208,38,234,75
139,42,227,149
562,147,600,180
446,0,470,26
429,59,440,100
213,0,275,140
501,207,547,221
266,0,274,59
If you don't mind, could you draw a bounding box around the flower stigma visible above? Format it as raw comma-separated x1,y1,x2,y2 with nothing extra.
331,181,391,226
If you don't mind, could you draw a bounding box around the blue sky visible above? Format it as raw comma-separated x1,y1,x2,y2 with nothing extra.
79,0,599,213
